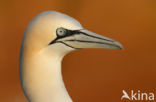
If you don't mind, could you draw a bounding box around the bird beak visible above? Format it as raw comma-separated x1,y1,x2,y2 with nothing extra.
57,29,123,49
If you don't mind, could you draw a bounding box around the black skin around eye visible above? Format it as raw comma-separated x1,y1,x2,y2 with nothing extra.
49,28,81,45
56,28,67,36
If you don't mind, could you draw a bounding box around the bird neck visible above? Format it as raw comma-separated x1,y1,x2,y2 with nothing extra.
20,44,73,102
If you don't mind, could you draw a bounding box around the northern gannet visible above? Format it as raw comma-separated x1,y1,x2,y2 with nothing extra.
20,11,123,102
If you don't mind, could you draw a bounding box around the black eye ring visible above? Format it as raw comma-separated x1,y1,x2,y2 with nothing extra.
56,27,67,37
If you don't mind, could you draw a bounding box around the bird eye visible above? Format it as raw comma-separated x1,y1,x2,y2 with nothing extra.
56,28,67,37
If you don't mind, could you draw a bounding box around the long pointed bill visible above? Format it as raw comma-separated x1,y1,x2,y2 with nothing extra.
57,29,123,49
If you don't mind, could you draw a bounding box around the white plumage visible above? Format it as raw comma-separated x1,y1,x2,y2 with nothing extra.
20,11,122,102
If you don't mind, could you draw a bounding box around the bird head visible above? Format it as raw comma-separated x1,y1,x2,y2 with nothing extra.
23,11,123,56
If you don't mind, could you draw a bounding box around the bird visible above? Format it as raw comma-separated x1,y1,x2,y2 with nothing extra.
19,11,123,102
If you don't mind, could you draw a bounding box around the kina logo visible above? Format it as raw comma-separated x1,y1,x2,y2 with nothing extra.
121,90,155,101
